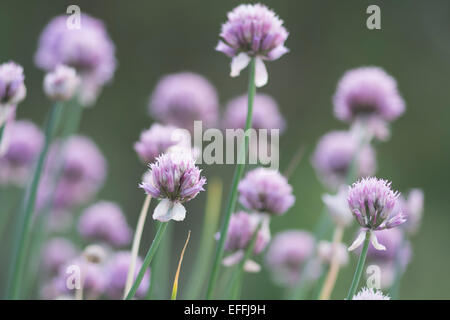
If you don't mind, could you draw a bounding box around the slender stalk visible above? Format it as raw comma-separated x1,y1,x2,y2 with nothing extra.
206,58,256,299
346,230,371,300
6,102,63,299
184,177,223,299
123,194,152,298
319,226,344,300
125,221,168,300
228,221,262,300
171,231,191,300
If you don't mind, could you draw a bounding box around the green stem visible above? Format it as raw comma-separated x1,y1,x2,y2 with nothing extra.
228,221,262,300
125,221,168,300
205,58,256,299
6,102,63,299
346,230,371,300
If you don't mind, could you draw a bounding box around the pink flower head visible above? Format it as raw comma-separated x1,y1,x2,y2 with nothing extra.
312,130,376,190
42,237,79,274
149,72,218,132
0,61,26,106
352,287,390,300
140,151,206,222
347,177,406,251
216,4,289,87
265,230,315,286
35,14,116,106
333,67,405,124
44,65,80,101
78,201,132,247
238,168,295,216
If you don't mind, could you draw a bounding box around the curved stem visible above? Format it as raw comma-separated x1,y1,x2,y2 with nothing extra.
319,226,344,300
125,221,168,300
205,58,256,299
123,194,152,298
346,230,371,300
6,102,63,299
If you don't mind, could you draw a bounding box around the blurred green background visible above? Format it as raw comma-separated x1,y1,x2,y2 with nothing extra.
0,0,449,299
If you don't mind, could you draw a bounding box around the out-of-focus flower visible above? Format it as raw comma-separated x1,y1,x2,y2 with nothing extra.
149,72,218,132
78,201,132,247
238,168,295,216
44,65,80,101
134,123,192,164
0,120,44,186
0,61,26,107
82,244,109,264
56,257,106,299
35,14,116,106
347,177,406,251
352,287,390,300
216,4,289,87
105,251,150,299
222,93,286,133
312,130,376,190
42,237,78,274
400,189,424,234
322,186,353,228
333,67,405,141
140,151,206,222
317,241,349,266
221,211,270,272
265,230,315,286
38,135,107,210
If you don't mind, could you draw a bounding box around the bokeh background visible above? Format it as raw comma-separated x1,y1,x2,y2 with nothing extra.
1,0,449,299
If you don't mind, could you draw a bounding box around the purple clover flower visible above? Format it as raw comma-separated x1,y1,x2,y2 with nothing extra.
238,168,295,216
44,65,80,101
78,201,132,247
149,72,219,132
216,4,289,87
222,93,286,133
312,130,376,190
265,230,315,286
140,151,206,222
35,14,116,106
105,251,150,299
347,177,406,251
0,61,26,106
0,120,44,186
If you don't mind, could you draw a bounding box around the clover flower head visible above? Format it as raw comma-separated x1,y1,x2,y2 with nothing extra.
221,211,270,273
105,251,150,299
265,230,316,286
35,14,116,106
333,66,405,124
0,120,44,186
216,3,289,87
238,168,295,216
0,61,26,106
222,93,286,133
149,72,219,132
140,151,206,222
352,287,390,300
44,64,80,101
347,177,406,251
78,201,132,247
312,130,376,189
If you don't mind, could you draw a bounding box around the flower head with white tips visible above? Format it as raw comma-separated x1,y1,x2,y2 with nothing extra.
139,151,206,222
352,287,390,300
216,4,289,87
347,177,406,251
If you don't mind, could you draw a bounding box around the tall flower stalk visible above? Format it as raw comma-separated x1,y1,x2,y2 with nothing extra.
206,58,256,299
346,230,371,299
7,101,63,299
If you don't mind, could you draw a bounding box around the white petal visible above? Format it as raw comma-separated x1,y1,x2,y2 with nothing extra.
152,199,172,222
171,202,186,221
348,230,367,251
222,251,244,267
254,58,268,87
230,53,251,77
244,259,261,273
370,233,386,251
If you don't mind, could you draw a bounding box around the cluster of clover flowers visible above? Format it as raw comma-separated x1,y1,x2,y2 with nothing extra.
0,3,424,300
